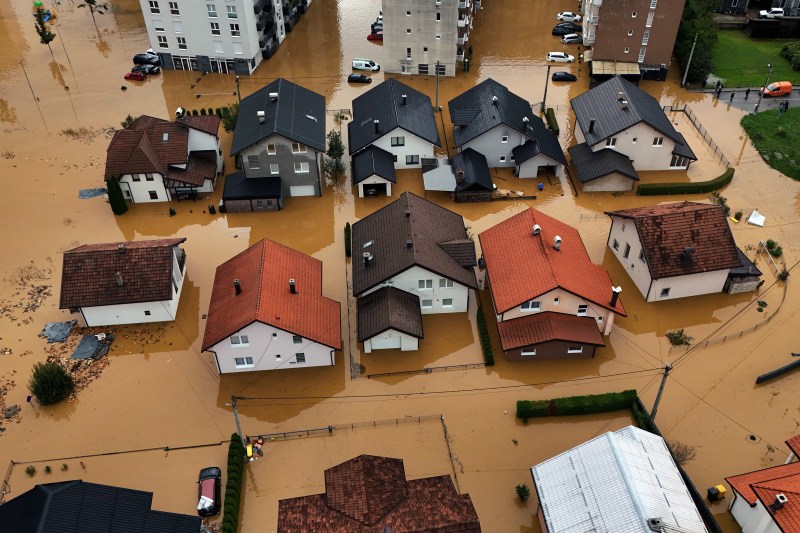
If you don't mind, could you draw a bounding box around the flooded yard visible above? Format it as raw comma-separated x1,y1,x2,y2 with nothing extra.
1,0,800,531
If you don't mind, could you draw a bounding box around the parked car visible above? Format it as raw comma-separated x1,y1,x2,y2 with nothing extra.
759,8,784,18
367,31,383,41
124,71,147,81
552,71,577,82
353,58,380,71
561,33,583,44
131,64,161,75
552,22,583,35
371,22,382,32
133,53,161,66
348,73,372,83
557,11,582,22
546,52,575,63
760,81,793,97
196,467,221,517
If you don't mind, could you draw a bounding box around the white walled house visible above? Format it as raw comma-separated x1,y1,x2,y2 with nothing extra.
352,145,396,198
59,238,187,327
605,202,757,302
202,239,341,374
349,79,441,170
448,79,565,176
104,115,222,203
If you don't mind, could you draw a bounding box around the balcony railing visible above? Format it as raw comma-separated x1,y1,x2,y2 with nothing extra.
458,0,469,9
592,0,602,5
457,16,468,28
457,50,464,61
457,36,466,45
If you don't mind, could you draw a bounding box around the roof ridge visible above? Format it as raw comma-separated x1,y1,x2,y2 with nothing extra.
255,240,267,317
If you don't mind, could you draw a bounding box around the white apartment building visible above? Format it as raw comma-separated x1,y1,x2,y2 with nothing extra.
381,0,479,77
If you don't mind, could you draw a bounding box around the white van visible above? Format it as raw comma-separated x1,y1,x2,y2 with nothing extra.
353,58,380,71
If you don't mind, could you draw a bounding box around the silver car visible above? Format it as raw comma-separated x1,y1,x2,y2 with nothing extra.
561,33,582,44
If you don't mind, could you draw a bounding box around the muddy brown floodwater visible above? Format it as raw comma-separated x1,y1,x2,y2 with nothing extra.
1,0,800,531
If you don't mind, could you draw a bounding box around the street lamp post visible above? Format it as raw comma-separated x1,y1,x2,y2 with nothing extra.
754,63,774,114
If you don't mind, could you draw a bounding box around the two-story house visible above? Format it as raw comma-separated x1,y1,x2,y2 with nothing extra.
224,78,326,212
352,192,478,352
479,208,626,361
569,76,696,191
104,115,222,203
59,238,188,327
448,78,566,177
349,79,441,170
202,238,341,374
605,202,760,302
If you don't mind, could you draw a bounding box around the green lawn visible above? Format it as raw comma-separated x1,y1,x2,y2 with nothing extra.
712,30,798,88
741,108,800,180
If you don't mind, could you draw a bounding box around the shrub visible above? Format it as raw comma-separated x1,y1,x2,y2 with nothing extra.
209,205,216,215
666,328,693,347
61,463,69,471
120,114,136,129
44,465,52,474
637,168,735,196
28,362,74,405
222,106,231,117
666,440,697,466
544,107,559,135
476,307,495,366
766,239,777,250
25,466,36,477
222,433,246,533
222,103,240,133
344,222,351,257
770,246,783,258
778,269,790,281
200,108,207,115
215,108,222,117
632,400,656,433
169,207,176,217
516,484,531,502
191,109,199,116
516,391,637,419
208,108,214,115
107,177,129,216
781,42,800,71
516,400,550,419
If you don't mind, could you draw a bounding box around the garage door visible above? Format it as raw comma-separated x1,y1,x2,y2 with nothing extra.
289,185,316,197
370,334,402,350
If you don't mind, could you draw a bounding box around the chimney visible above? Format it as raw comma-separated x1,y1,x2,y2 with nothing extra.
406,239,413,249
553,235,562,251
118,244,125,254
588,119,595,133
269,92,279,101
374,119,380,134
257,110,266,124
646,518,664,532
619,99,628,110
532,224,541,236
609,286,622,308
233,279,241,295
771,494,788,512
491,95,498,105
114,272,124,287
523,116,529,124
401,94,407,105
455,169,465,183
175,107,184,118
617,91,624,101
405,207,411,217
289,279,296,294
362,252,373,266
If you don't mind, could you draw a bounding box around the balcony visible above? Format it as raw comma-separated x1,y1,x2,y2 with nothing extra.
457,16,468,28
592,0,602,5
253,0,267,15
457,36,466,45
583,33,595,44
456,49,464,61
458,0,470,9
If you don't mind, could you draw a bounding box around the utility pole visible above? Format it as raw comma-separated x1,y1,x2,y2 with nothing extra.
680,33,698,88
650,363,672,422
541,64,552,113
228,395,246,446
754,63,774,114
435,61,440,111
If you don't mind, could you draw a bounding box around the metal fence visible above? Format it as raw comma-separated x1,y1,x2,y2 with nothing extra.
663,104,730,169
249,414,444,442
367,362,487,379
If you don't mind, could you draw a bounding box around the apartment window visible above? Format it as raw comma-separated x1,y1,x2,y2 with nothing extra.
230,335,250,346
270,163,279,174
145,173,154,181
639,250,646,262
418,64,429,75
207,3,217,17
267,144,276,155
422,299,433,309
436,12,441,21
521,300,541,312
406,10,411,15
154,19,164,32
132,175,141,182
233,42,243,55
660,288,671,297
230,23,240,36
650,0,657,7
567,346,584,354
210,22,220,34
291,142,307,153
234,356,254,368
423,47,428,52
168,1,179,15
293,335,302,344
149,191,158,199
499,155,506,163
442,298,454,308
553,297,560,305
213,40,223,53
436,64,446,75
624,47,630,54
623,243,631,259
275,354,282,361
227,5,237,18
391,136,405,146
439,278,454,288
501,136,509,143
295,353,306,363
294,162,309,173
406,47,412,59
646,11,654,27
435,32,441,40
577,304,588,316
627,30,633,36
173,21,183,33
406,29,411,34
247,155,260,169
653,137,664,147
642,30,650,45
613,239,619,251
521,349,537,356
157,35,168,47
406,155,419,165
606,137,617,147
631,11,637,17
638,48,647,62
149,1,160,14
418,279,433,290
177,37,187,49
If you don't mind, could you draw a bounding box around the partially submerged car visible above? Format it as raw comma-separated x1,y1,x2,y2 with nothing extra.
552,22,583,35
133,52,161,66
348,73,372,83
124,71,146,81
132,64,161,75
552,71,577,82
197,467,221,517
367,31,383,41
557,11,582,22
561,33,582,44
546,52,575,63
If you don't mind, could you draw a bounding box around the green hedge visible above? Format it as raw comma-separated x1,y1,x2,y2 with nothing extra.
476,307,495,366
221,434,246,533
781,42,800,71
637,168,734,196
344,222,351,258
516,390,637,419
545,107,559,135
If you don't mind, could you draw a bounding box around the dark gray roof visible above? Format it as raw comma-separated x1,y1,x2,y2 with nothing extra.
222,170,282,200
357,286,424,341
570,77,688,149
448,78,540,147
348,79,441,155
0,480,200,533
671,132,697,160
352,145,396,185
453,148,493,192
437,239,478,267
568,143,639,183
231,78,326,154
352,192,478,295
511,118,567,165
729,247,763,277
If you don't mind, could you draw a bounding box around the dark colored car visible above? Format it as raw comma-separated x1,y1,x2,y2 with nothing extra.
133,53,161,66
348,73,372,83
124,71,147,81
371,22,382,32
132,64,161,75
552,22,582,35
197,467,221,517
552,71,577,82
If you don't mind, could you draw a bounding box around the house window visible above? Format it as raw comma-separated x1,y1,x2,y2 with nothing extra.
391,136,405,146
642,30,650,45
442,298,454,308
291,142,307,153
627,29,633,36
623,243,631,259
149,1,160,14
435,32,441,40
294,162,309,173
613,239,619,251
439,278,454,288
247,155,260,169
145,173,154,181
597,316,604,323
418,64,429,75
267,144,277,155
670,155,689,167
632,138,637,144
227,5,237,18
177,37,187,49
567,346,584,354
639,250,646,262
168,1,179,15
650,0,657,7
653,137,664,147
363,240,374,248
173,20,183,33
436,12,441,21
660,288,671,297
577,304,588,316
521,300,541,312
295,353,306,363
646,11,654,27
207,3,217,17
213,40,223,53
270,164,279,174
406,29,411,34
521,348,537,356
157,35,168,47
148,190,158,199
553,297,560,305
234,356,254,368
436,64,446,75
144,310,151,316
606,137,617,147
501,136,509,143
421,299,433,309
233,42,243,55
499,156,506,163
154,19,165,32
210,22,220,34
631,11,637,17
293,335,302,344
418,279,433,290
406,155,419,165
132,175,141,182
230,335,249,346
406,47,412,59
406,10,411,15
638,48,647,62
230,23,240,37
393,155,398,163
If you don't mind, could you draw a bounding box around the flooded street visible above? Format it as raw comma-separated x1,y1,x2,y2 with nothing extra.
1,0,800,530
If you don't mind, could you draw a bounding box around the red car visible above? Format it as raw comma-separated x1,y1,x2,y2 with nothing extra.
196,467,222,517
367,31,383,41
124,71,146,81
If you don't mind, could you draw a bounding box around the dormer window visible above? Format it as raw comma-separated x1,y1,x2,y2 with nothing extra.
520,300,541,312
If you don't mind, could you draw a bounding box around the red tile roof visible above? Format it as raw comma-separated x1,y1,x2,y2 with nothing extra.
605,202,741,280
201,239,341,352
178,115,221,136
105,116,193,180
59,238,186,309
726,461,800,505
727,461,800,532
787,435,800,458
277,455,481,532
478,208,626,316
496,312,605,351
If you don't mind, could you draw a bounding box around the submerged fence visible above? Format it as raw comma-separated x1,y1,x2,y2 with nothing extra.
249,414,444,442
663,104,730,169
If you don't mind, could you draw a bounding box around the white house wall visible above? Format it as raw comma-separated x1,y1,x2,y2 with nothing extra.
649,270,729,302
118,173,171,203
363,329,419,353
357,175,393,197
498,287,615,334
371,128,435,169
518,154,565,179
361,265,470,314
581,172,635,192
729,494,781,533
589,122,677,171
462,125,529,168
81,289,181,327
187,129,223,174
210,321,335,374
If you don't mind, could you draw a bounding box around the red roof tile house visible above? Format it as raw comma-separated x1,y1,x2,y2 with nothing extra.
479,209,625,361
725,435,800,533
104,115,222,204
605,202,761,302
202,239,341,374
59,238,187,327
277,455,481,532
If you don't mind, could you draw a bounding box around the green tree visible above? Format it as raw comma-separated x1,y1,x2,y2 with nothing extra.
29,362,74,405
222,103,239,133
78,0,110,29
120,114,136,129
322,130,346,179
515,484,531,502
107,176,129,215
675,0,718,85
34,8,57,61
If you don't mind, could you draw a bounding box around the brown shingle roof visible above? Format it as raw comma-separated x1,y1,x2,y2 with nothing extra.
59,238,186,309
277,455,481,532
357,287,423,342
178,115,221,136
201,239,341,352
105,116,190,180
478,208,626,316
496,312,605,351
605,202,741,280
167,153,217,187
352,192,478,295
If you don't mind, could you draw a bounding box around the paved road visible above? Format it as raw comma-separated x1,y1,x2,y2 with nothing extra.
707,88,800,113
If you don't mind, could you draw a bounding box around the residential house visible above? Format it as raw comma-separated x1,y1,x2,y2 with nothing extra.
0,479,200,533
448,79,566,176
352,145,396,198
201,238,341,373
422,148,494,202
277,454,481,532
605,202,760,302
567,142,639,192
381,0,479,77
59,238,187,327
581,0,686,81
104,115,222,203
358,286,423,353
348,79,441,170
570,77,697,191
225,78,326,212
725,435,800,533
531,426,708,533
479,208,625,361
